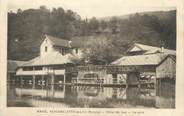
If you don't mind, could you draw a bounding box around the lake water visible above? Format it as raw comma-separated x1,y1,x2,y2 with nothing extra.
7,84,175,108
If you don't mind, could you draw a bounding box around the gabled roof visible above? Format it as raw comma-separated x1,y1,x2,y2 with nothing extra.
21,52,74,66
8,60,27,72
157,55,176,66
45,34,71,48
111,53,171,66
127,43,176,55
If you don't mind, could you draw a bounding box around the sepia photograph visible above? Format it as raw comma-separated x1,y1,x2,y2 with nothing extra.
5,0,177,109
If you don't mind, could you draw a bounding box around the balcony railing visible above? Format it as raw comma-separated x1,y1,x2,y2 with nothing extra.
65,65,155,73
16,69,65,76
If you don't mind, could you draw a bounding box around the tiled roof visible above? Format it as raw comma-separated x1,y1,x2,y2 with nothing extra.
22,52,74,66
45,35,71,48
111,53,171,66
8,60,27,72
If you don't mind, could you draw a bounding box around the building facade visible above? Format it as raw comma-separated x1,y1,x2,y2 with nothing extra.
111,43,176,85
13,36,176,87
15,34,83,88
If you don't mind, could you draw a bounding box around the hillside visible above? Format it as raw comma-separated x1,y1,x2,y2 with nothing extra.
8,7,176,62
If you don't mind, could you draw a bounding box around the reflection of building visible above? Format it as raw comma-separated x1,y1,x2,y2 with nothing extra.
7,60,26,86
67,86,116,107
66,87,158,108
76,87,113,99
15,87,65,99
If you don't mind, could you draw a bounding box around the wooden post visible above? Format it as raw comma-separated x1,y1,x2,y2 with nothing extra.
77,72,79,84
32,67,36,89
156,78,161,96
159,78,162,96
63,74,66,84
32,75,36,89
41,75,44,89
46,75,49,97
63,74,66,94
46,75,49,88
41,75,44,98
156,78,158,95
19,76,22,98
51,74,55,98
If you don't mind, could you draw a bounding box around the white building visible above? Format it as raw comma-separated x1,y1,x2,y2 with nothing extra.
16,34,83,86
15,37,176,87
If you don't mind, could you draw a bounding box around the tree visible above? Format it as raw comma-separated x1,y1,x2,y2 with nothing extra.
99,20,108,30
77,35,120,64
17,8,22,14
108,17,119,34
39,5,49,12
88,17,99,33
7,7,176,61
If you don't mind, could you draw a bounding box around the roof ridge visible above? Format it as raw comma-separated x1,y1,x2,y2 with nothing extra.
134,42,175,51
45,34,70,48
45,34,69,42
135,43,160,48
111,53,169,65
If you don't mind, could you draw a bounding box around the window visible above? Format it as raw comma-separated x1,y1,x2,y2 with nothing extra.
84,73,99,79
23,67,33,71
62,48,65,55
53,65,64,70
34,66,43,70
75,48,78,54
45,46,47,52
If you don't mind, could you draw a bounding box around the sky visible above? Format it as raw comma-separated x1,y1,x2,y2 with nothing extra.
7,0,176,18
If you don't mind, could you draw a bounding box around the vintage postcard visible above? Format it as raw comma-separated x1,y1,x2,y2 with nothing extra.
0,0,184,116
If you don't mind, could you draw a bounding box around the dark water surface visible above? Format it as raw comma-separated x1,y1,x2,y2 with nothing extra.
7,84,175,108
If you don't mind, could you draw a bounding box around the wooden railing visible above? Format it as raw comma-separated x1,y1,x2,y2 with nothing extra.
65,65,106,73
66,65,155,74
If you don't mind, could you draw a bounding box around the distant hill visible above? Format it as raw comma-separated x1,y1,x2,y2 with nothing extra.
8,7,176,61
100,10,175,21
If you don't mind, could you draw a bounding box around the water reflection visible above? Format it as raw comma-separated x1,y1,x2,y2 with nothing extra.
8,84,175,108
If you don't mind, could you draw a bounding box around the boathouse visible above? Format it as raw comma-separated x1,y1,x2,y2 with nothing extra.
14,34,176,87
15,34,82,88
111,43,176,85
65,43,176,86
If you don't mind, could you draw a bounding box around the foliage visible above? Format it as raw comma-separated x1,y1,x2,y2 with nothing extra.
81,35,120,64
8,6,176,64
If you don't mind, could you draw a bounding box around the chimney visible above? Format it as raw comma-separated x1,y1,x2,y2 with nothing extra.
161,46,164,53
68,40,72,48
